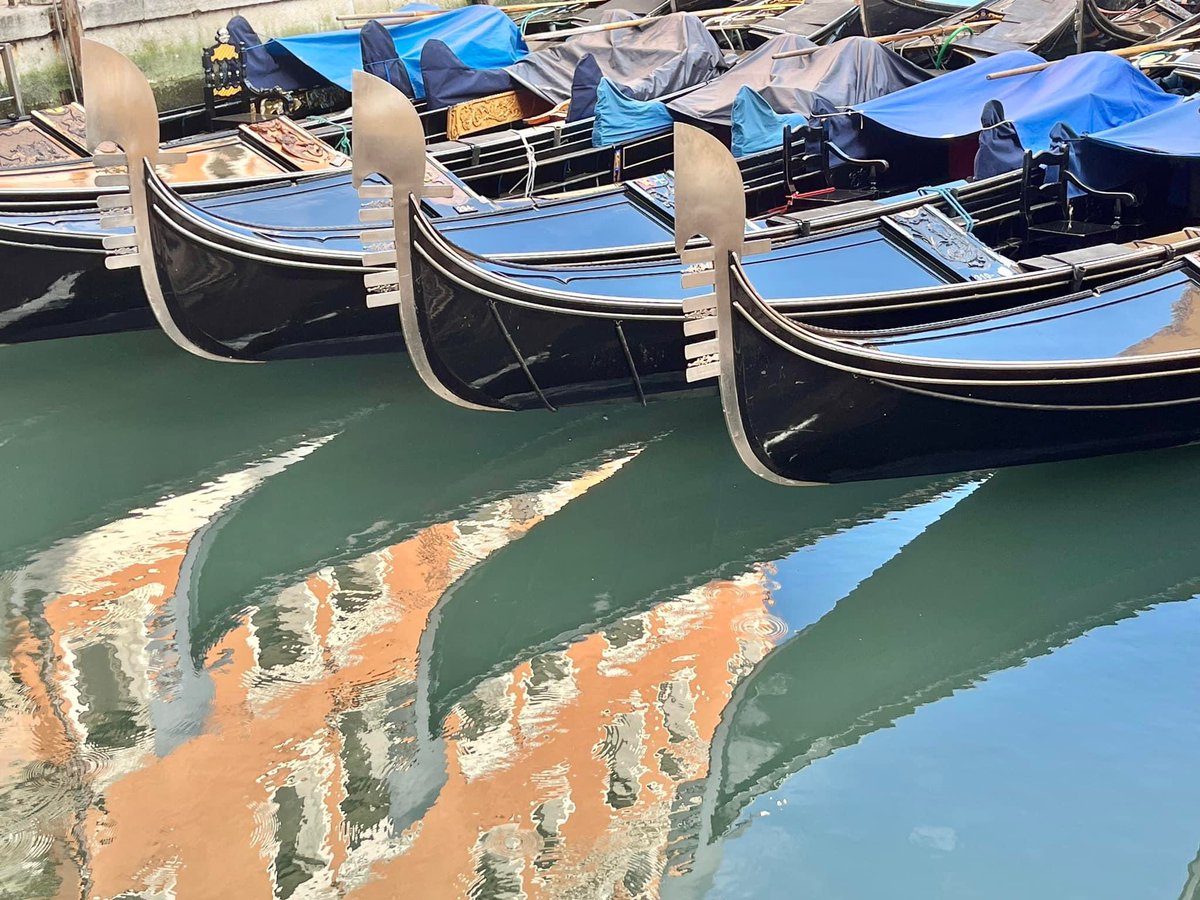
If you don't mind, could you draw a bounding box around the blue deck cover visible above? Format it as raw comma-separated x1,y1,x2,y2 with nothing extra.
1067,96,1200,193
823,51,1180,177
266,5,527,99
1080,97,1200,158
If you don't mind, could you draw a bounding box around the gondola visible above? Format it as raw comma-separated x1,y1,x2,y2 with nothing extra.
742,0,864,44
859,0,983,38
1076,0,1198,51
682,100,1200,482
4,34,920,348
886,0,1078,64
396,52,1186,410
72,44,1176,362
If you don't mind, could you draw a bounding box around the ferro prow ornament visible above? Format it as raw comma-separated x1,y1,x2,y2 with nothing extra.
84,39,233,362
351,69,497,410
671,123,795,484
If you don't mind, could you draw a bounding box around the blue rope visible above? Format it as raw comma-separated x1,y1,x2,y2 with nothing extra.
919,184,975,232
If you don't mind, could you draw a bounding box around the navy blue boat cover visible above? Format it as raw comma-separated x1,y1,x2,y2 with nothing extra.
265,5,527,99
421,12,725,111
591,34,928,152
826,51,1180,177
1068,97,1200,191
1081,98,1200,158
360,19,415,97
227,15,316,93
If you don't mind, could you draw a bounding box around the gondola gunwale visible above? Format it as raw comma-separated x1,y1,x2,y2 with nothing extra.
410,190,1192,322
144,166,376,270
727,251,1200,377
428,168,1023,266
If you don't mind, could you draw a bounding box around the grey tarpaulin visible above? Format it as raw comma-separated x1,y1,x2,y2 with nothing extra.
750,0,862,43
510,12,727,105
667,34,930,126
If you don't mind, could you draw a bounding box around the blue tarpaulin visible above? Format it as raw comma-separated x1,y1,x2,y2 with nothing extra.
849,52,1176,145
266,5,527,99
1080,97,1200,158
825,51,1181,177
591,78,674,147
1068,97,1200,192
731,87,835,157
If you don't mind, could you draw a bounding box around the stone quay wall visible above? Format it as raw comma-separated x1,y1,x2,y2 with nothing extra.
0,0,425,110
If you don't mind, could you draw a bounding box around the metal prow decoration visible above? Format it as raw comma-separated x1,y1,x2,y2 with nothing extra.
352,69,500,411
672,122,815,486
83,39,234,363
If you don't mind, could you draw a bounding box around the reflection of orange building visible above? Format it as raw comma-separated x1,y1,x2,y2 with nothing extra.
0,441,788,899
361,572,781,900
0,437,331,899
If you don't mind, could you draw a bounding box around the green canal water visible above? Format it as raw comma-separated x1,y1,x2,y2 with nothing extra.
1,329,1198,899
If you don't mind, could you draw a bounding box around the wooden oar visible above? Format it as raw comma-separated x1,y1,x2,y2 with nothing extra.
337,7,451,24
772,17,1000,59
531,2,803,40
986,38,1200,79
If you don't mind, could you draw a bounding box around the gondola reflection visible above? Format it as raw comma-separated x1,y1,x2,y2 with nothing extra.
1,333,1199,897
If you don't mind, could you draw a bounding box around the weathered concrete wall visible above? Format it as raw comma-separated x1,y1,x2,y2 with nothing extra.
1,0,453,110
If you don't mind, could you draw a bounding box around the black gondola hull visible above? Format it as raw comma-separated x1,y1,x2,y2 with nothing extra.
0,225,151,342
405,186,1182,412
412,220,689,409
725,263,1200,483
144,172,400,360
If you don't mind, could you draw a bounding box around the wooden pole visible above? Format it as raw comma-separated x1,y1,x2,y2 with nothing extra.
772,17,1000,58
986,38,1200,79
532,2,802,40
336,0,606,24
58,0,84,101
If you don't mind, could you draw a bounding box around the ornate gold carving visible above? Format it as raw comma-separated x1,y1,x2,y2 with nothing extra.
446,90,547,141
210,43,238,62
32,103,88,151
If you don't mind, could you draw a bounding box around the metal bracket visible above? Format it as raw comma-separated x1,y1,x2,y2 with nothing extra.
352,70,453,312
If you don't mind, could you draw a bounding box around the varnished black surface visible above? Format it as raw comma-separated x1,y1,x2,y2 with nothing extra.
0,224,152,343
146,171,401,361
726,262,1200,483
